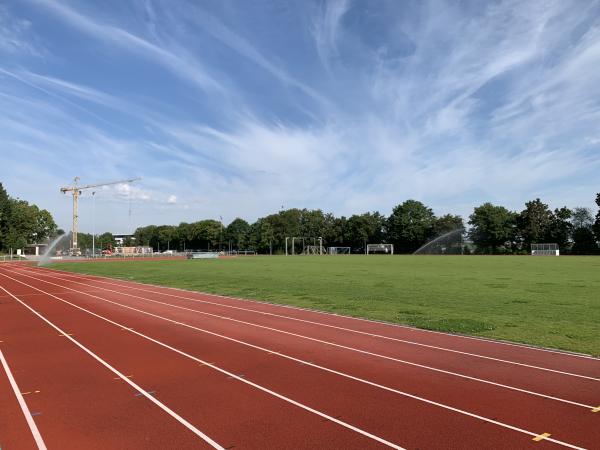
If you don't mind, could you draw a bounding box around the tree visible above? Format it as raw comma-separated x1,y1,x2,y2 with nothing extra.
133,225,159,248
517,199,554,250
35,208,57,242
346,212,386,251
571,207,594,229
547,207,572,249
188,220,221,250
594,194,600,244
571,206,598,254
468,203,517,253
97,232,116,251
1,199,57,251
157,225,177,251
0,183,11,247
322,214,347,247
572,228,598,254
225,218,250,250
299,209,326,238
77,233,94,252
387,200,435,253
433,214,464,236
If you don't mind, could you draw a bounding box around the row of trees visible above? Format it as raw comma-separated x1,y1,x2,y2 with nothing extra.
469,198,600,254
129,195,600,254
130,204,462,254
2,180,599,255
0,183,57,252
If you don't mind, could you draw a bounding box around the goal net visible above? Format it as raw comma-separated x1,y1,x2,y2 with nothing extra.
531,243,559,256
367,243,394,255
305,245,324,255
286,237,323,255
328,247,350,255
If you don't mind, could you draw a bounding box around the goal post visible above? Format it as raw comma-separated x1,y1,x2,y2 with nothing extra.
531,243,559,256
286,237,323,255
367,243,394,255
328,246,350,255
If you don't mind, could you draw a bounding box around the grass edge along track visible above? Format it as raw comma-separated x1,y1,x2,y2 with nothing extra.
51,255,600,356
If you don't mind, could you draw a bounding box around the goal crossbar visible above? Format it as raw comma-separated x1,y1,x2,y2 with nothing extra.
366,243,394,255
328,247,350,255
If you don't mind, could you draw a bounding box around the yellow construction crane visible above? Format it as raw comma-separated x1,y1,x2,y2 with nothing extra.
60,176,140,255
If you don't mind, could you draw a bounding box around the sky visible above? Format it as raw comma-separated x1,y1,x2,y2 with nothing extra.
1,0,600,234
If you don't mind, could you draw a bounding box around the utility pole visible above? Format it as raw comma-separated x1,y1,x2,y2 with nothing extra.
219,215,223,252
92,191,96,258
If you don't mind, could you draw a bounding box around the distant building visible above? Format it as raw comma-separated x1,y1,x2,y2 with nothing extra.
24,243,48,256
114,234,134,245
114,246,153,255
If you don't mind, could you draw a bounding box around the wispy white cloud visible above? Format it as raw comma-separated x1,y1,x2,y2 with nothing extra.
2,0,600,233
0,4,42,56
33,0,223,93
176,3,330,107
311,0,349,72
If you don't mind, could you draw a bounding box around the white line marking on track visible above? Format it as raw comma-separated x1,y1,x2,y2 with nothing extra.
0,286,225,450
23,268,594,410
18,266,598,382
0,349,47,450
0,278,405,450
27,265,599,361
0,271,586,450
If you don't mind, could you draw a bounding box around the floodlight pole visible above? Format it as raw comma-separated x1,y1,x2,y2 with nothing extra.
92,191,96,258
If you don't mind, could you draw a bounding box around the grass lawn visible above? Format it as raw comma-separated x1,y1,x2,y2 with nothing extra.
52,255,600,356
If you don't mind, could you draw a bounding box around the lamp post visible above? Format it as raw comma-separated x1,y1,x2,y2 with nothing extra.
92,191,96,258
219,215,223,252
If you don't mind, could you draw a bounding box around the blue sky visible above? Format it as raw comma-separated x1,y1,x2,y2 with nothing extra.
1,0,600,233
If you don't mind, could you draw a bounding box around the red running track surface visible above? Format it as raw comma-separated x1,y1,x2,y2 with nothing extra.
0,264,598,449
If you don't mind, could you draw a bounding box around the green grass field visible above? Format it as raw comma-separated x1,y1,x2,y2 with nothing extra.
53,255,600,356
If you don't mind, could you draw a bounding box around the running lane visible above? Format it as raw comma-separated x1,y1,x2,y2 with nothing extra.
18,266,599,407
0,282,218,449
0,345,40,450
0,271,401,450
28,265,599,378
2,268,586,449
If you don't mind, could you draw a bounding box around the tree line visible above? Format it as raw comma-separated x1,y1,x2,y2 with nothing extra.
2,180,599,255
0,183,57,252
129,195,600,255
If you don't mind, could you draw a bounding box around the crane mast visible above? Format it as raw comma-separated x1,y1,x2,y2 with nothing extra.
60,176,140,255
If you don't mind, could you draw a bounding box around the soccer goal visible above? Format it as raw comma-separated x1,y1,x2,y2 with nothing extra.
531,243,559,256
367,243,394,255
328,247,350,255
305,245,324,255
285,237,323,255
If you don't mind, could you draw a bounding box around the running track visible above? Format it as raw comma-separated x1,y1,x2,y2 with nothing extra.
0,264,598,449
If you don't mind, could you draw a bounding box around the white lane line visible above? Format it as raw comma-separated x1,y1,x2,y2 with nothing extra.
0,276,405,450
20,266,598,382
22,269,594,410
1,272,586,450
25,265,599,361
0,349,47,450
0,286,224,450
